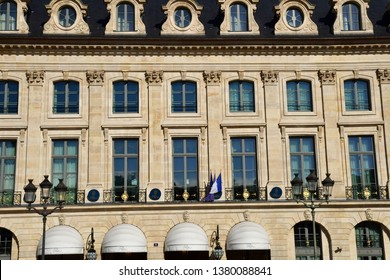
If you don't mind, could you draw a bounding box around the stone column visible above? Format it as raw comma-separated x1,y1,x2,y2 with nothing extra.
318,70,343,198
86,71,105,188
261,71,284,190
377,69,390,195
145,71,165,189
203,71,223,176
25,71,45,182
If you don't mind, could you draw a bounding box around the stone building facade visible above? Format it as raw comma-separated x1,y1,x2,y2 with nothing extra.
1,0,390,260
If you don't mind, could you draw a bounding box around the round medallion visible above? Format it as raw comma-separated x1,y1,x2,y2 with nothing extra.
87,189,100,202
149,188,162,201
269,187,283,199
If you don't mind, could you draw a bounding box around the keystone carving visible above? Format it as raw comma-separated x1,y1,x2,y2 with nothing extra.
261,71,279,85
26,71,45,85
203,71,221,85
318,70,336,85
377,69,390,84
86,71,105,85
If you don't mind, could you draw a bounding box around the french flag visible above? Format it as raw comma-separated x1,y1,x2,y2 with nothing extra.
210,173,222,195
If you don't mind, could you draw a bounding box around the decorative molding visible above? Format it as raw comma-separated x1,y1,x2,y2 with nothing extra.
274,0,318,36
318,70,336,85
43,0,90,35
261,71,279,85
377,69,390,84
161,0,205,36
243,210,250,221
121,213,128,224
365,208,373,221
203,71,221,85
26,71,45,85
183,211,190,222
145,71,163,85
86,71,105,85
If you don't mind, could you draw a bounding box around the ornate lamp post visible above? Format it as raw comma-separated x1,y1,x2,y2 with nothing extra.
210,225,224,260
86,228,97,260
291,170,334,260
23,176,67,260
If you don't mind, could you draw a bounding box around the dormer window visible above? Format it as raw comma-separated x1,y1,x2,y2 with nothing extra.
161,0,205,36
331,0,373,35
43,0,90,35
274,0,318,35
219,0,259,35
105,0,146,35
0,0,29,34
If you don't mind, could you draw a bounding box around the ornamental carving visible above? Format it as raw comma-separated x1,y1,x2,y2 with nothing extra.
377,69,390,84
26,71,45,85
261,71,279,85
145,71,163,85
86,71,105,85
203,71,221,85
318,70,336,85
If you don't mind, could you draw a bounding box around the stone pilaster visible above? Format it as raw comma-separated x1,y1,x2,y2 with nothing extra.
261,71,283,189
25,71,45,184
377,69,390,188
318,70,343,198
145,71,165,189
203,71,223,183
86,71,105,187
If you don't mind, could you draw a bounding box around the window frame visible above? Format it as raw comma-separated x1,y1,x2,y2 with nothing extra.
0,140,16,206
172,137,199,201
51,139,79,204
112,138,140,202
344,79,371,112
229,80,255,113
0,228,13,260
0,0,16,31
112,80,139,114
294,221,322,260
171,80,198,114
0,80,18,115
286,80,313,112
355,221,384,260
53,80,80,114
0,0,28,34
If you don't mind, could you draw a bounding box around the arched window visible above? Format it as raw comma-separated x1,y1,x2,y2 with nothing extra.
355,221,384,260
229,80,254,112
53,81,79,114
342,3,361,31
171,81,197,113
113,80,139,113
0,80,18,114
117,2,135,31
294,221,322,260
230,2,248,31
287,80,312,112
0,228,13,260
0,1,16,31
344,79,370,111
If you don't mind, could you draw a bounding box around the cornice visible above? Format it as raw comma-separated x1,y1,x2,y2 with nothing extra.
0,36,390,56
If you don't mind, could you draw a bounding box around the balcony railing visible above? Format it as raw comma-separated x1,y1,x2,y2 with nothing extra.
346,185,388,200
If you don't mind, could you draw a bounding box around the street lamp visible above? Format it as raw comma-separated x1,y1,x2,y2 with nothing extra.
23,176,67,260
86,227,97,260
210,225,224,260
291,170,334,260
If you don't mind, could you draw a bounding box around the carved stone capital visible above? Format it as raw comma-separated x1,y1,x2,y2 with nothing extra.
377,69,390,84
203,71,221,85
261,71,279,85
145,71,163,85
86,71,105,85
318,70,336,85
26,71,45,85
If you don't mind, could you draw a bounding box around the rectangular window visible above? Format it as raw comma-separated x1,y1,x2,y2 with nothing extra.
113,81,139,113
52,140,78,204
287,80,312,112
173,138,198,201
290,137,316,184
117,3,135,31
349,136,378,199
342,3,361,31
171,81,197,113
229,81,255,112
344,79,371,111
231,137,258,200
0,140,16,206
230,3,248,31
0,2,17,31
0,81,18,114
113,139,139,202
53,81,79,114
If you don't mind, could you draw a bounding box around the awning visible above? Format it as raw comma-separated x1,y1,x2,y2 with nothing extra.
102,224,147,253
164,222,208,252
37,225,84,256
226,221,270,250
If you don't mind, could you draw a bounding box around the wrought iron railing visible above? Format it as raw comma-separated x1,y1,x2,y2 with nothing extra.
345,185,388,200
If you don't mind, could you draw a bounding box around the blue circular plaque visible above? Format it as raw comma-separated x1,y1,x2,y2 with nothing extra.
149,188,161,201
269,187,283,199
87,189,100,202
